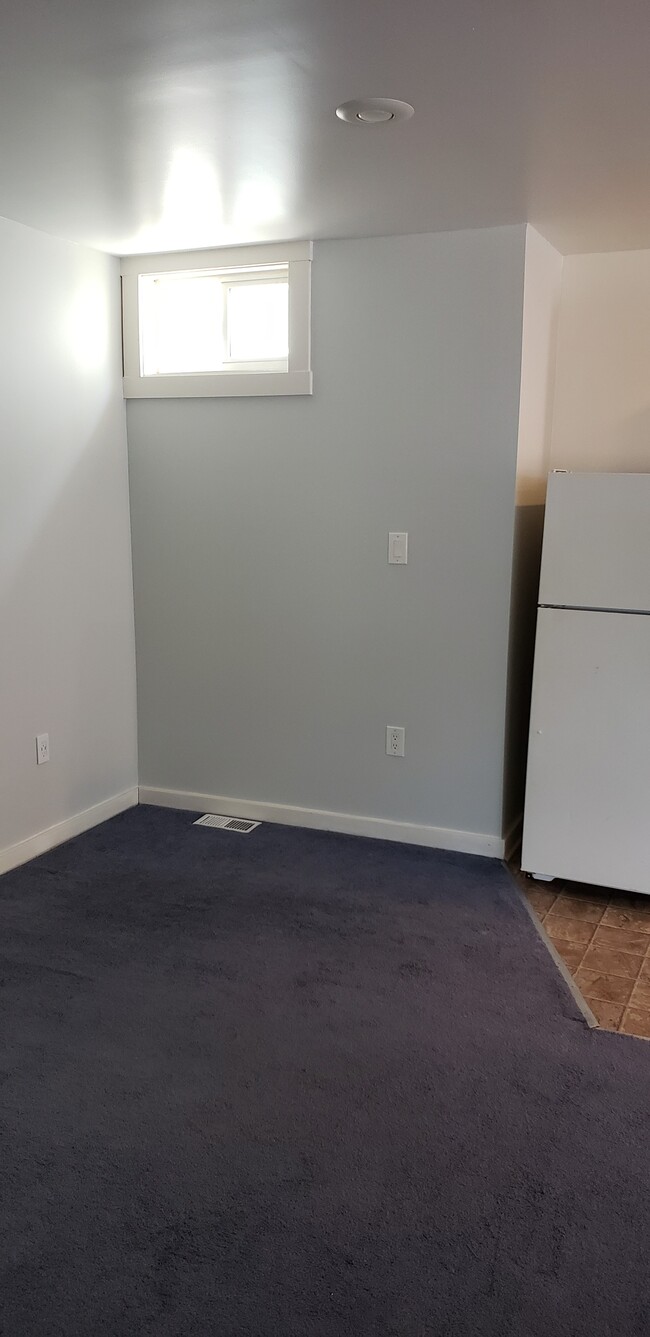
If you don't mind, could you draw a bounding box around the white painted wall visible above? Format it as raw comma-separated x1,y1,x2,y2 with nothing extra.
552,248,650,470
128,226,526,850
0,216,138,869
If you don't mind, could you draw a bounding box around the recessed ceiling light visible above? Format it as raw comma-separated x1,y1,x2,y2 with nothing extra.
336,99,415,125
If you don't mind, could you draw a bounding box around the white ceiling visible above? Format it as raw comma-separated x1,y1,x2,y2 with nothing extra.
2,0,650,257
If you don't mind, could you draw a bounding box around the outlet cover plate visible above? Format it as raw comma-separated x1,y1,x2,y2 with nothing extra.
386,725,405,757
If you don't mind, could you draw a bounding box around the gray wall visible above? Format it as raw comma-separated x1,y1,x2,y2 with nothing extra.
128,227,525,844
0,215,138,862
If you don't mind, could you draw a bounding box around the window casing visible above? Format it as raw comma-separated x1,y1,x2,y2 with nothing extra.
121,241,312,398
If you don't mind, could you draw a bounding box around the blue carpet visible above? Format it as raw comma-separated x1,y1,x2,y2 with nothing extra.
1,804,649,1335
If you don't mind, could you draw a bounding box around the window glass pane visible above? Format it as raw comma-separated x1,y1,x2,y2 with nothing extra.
226,281,289,362
140,274,222,375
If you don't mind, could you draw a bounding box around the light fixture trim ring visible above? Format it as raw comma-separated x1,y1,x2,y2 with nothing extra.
336,98,415,125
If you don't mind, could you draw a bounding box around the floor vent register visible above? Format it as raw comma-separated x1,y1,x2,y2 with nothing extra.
193,814,261,834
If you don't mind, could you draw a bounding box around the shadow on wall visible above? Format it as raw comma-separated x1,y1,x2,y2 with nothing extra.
502,501,546,846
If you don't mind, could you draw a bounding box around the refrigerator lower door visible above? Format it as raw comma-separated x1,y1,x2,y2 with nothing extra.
521,606,650,894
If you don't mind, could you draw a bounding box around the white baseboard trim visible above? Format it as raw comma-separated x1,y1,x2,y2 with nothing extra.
139,786,504,858
0,787,139,877
503,812,523,862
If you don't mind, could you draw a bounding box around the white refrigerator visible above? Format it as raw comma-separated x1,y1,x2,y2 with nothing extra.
521,470,650,894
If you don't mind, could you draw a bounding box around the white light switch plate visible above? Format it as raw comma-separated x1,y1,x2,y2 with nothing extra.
388,532,408,564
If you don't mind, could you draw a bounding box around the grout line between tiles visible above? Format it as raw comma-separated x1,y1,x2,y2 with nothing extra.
573,914,605,972
628,978,647,1007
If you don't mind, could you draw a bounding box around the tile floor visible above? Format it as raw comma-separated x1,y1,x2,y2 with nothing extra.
522,877,650,1037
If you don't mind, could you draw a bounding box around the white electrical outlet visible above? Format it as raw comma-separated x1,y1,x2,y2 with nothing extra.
36,733,49,765
386,726,405,757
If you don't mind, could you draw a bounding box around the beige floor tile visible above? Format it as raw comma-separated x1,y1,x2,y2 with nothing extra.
513,863,650,1037
629,976,650,1008
591,924,650,956
580,945,644,980
546,897,605,924
545,916,596,946
526,888,557,917
588,999,625,1030
601,905,650,933
620,1006,650,1039
574,968,634,1006
552,940,587,972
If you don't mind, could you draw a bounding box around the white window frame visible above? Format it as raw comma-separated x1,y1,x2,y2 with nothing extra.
121,240,312,398
221,270,289,372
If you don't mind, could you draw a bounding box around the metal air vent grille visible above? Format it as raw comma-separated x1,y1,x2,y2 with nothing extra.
194,814,260,833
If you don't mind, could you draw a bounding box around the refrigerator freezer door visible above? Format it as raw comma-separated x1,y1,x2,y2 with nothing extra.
521,606,650,893
539,472,650,612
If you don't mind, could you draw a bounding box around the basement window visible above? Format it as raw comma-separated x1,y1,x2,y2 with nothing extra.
120,241,312,398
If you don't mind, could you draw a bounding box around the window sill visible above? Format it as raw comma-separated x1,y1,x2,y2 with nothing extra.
123,369,313,399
